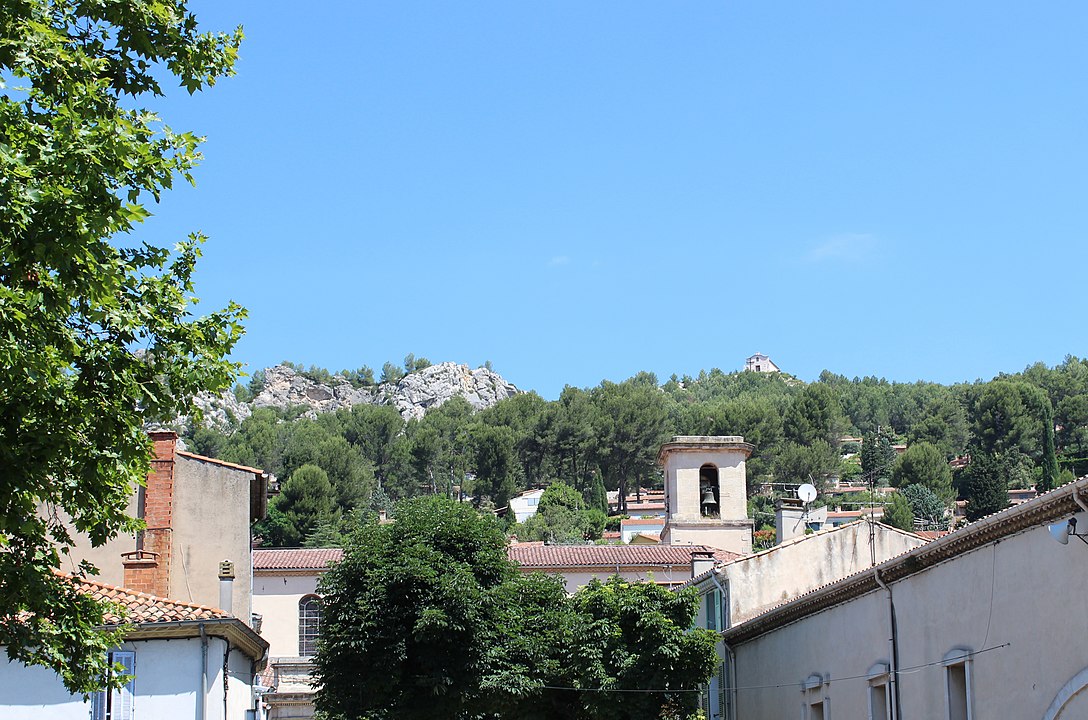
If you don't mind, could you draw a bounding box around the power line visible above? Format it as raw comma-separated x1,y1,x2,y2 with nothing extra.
534,643,1010,694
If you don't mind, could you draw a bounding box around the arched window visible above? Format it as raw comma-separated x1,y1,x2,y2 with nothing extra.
299,595,322,657
699,463,720,517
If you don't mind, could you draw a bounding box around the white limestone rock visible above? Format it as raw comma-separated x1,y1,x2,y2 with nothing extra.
186,361,519,429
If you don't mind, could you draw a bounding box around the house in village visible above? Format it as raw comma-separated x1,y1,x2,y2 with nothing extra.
58,431,269,622
2,576,268,720
508,488,546,523
714,476,1088,720
1,431,273,719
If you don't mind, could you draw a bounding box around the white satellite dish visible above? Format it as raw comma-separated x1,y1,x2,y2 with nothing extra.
798,483,817,503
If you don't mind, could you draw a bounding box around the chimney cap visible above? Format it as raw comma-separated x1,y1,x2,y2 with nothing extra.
218,560,236,579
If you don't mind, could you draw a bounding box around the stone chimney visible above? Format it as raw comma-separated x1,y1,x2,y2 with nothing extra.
122,431,177,597
691,549,717,579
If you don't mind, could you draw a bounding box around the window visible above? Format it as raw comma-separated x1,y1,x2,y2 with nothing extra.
299,595,322,656
704,589,723,632
944,648,973,720
803,674,827,720
526,497,538,507
867,662,891,720
92,650,135,720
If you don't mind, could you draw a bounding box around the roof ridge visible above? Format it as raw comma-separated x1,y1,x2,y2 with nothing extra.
175,450,265,475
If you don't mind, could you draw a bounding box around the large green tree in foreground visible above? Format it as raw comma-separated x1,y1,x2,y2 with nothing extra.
314,497,717,720
0,0,243,692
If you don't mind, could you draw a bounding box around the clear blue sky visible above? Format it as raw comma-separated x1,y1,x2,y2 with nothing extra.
140,2,1088,399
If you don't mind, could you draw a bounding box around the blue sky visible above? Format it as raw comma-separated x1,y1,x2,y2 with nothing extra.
140,2,1088,399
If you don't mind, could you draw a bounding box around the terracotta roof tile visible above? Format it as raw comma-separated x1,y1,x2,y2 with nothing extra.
68,575,229,625
508,544,740,569
253,548,344,570
176,450,265,475
620,518,665,527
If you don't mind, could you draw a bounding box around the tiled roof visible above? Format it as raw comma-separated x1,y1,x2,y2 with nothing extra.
71,575,229,624
620,518,665,527
176,450,265,475
508,543,740,569
253,543,743,572
253,548,344,570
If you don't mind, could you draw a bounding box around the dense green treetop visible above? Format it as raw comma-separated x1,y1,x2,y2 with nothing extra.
1,0,243,692
188,356,1088,546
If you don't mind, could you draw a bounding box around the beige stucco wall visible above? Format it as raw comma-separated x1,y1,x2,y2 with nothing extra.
723,522,924,626
253,572,322,659
58,454,257,620
518,567,689,594
729,519,1088,719
661,441,753,555
171,455,255,620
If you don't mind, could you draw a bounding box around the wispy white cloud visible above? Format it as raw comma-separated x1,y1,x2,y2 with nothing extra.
547,255,570,267
806,233,877,263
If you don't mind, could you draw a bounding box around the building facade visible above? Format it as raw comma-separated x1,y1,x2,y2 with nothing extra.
1,576,268,720
59,431,269,622
719,478,1088,720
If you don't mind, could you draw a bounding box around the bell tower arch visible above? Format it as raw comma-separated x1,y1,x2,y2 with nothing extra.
660,435,754,555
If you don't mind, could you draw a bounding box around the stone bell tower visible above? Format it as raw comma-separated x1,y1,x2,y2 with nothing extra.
660,435,754,555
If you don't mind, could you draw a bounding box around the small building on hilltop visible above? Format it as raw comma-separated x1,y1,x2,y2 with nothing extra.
744,353,780,373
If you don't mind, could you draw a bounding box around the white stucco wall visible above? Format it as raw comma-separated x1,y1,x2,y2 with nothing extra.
0,636,258,720
728,519,1088,719
254,573,322,658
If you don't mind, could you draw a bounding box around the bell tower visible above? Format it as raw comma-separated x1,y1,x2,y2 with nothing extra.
660,435,754,555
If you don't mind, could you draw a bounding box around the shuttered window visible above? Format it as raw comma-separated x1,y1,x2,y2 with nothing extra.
92,651,135,720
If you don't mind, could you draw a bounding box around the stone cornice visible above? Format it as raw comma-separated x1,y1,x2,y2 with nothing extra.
657,436,755,464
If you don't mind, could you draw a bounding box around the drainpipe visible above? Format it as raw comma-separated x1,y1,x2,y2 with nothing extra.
1072,487,1088,515
873,569,901,720
199,623,208,720
223,643,234,720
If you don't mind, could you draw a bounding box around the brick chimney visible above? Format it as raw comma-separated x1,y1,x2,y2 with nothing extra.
122,431,177,597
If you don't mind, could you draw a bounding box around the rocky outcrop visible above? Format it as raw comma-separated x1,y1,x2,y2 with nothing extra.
386,362,520,421
187,362,519,430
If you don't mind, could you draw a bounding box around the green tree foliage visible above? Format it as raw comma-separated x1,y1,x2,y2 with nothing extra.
882,491,915,531
891,442,954,500
267,464,339,546
380,360,405,384
471,424,521,508
520,482,604,543
962,452,1012,521
314,497,513,719
769,440,840,491
0,0,243,692
861,428,898,483
899,483,948,529
783,383,846,447
313,497,717,720
966,380,1045,459
1039,399,1060,493
565,577,718,720
591,376,669,512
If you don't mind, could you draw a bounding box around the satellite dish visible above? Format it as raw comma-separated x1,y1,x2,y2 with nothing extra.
798,483,817,503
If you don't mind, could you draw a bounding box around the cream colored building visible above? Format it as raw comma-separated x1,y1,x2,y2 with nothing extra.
58,431,269,622
660,436,755,555
252,548,343,719
717,477,1088,720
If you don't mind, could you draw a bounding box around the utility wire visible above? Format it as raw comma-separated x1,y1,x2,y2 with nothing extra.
534,643,1010,694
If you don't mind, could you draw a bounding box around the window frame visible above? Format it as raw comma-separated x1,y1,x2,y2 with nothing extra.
943,647,973,720
299,594,322,657
867,662,891,720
